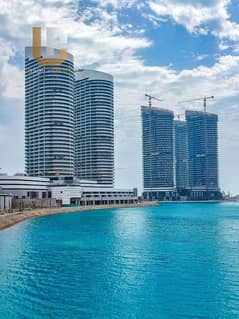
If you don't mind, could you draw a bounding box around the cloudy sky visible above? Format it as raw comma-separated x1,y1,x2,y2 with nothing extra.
0,0,239,194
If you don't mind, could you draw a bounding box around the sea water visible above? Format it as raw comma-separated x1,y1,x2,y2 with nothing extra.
0,203,239,319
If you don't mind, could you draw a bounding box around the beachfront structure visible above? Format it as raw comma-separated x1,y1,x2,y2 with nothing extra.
51,180,138,206
186,110,220,199
25,47,75,178
141,106,175,200
0,175,50,199
174,120,188,190
74,70,114,186
0,175,138,205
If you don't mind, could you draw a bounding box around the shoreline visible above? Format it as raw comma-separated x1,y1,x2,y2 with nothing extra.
0,202,157,231
158,200,236,204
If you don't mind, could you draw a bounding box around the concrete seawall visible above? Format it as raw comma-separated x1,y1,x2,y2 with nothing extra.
0,202,158,231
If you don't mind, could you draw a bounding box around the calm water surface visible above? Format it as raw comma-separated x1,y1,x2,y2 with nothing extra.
0,203,239,319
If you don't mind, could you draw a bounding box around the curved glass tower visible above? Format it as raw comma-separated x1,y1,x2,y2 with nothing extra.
25,47,74,177
74,70,114,186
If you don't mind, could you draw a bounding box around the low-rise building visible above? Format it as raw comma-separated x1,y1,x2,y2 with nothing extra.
0,175,51,199
51,179,138,206
0,175,138,206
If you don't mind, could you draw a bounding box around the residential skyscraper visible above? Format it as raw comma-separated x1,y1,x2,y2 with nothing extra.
25,47,75,177
186,110,220,199
141,106,175,200
74,70,114,186
174,120,188,189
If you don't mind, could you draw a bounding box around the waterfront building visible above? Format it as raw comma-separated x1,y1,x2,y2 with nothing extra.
174,120,188,190
25,47,75,178
74,70,114,186
0,175,138,205
186,110,221,199
51,179,138,206
0,174,51,199
141,106,175,200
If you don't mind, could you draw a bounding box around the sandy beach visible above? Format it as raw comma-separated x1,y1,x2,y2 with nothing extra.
0,202,157,231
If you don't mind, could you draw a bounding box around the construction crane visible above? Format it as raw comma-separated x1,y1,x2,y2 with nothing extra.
145,94,163,108
179,96,214,112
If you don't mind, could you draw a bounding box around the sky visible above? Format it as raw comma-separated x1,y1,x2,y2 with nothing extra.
0,0,239,194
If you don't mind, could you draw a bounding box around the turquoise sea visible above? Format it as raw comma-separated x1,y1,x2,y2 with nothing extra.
0,203,239,319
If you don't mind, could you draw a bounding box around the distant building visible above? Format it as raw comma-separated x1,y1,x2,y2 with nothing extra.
74,70,114,186
186,110,221,200
141,106,175,200
174,120,188,190
25,47,75,178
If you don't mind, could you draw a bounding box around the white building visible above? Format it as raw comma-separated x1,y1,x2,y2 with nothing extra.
0,175,138,206
51,179,137,206
25,47,75,178
0,175,50,199
75,70,114,186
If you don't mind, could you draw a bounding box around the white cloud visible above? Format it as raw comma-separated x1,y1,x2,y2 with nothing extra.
195,54,208,61
0,38,24,99
216,19,239,40
90,0,137,8
148,0,239,42
148,0,221,33
100,53,239,107
218,40,230,50
0,61,24,99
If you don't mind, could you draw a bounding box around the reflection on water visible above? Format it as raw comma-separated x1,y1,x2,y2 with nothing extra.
0,203,239,319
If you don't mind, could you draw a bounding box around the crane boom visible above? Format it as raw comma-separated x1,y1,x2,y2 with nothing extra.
145,94,163,108
179,96,214,112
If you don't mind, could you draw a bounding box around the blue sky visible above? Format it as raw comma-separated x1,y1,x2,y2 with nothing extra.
0,0,239,194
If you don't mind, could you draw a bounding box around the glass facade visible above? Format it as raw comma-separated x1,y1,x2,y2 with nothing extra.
174,120,188,189
141,106,174,191
25,47,74,177
186,110,219,191
74,70,114,186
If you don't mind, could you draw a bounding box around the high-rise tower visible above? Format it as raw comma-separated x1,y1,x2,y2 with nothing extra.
141,106,175,200
174,120,188,189
25,47,74,177
186,110,220,199
74,70,114,186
